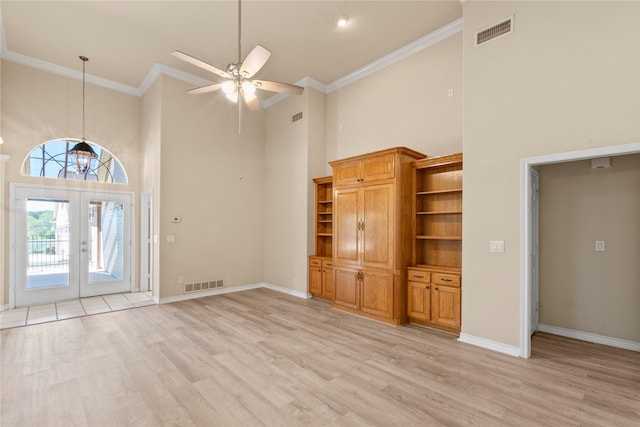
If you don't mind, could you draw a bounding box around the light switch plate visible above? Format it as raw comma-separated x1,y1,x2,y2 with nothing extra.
490,240,505,253
595,240,605,251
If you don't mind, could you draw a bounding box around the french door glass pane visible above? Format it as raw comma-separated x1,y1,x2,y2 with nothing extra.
88,200,124,283
26,198,70,289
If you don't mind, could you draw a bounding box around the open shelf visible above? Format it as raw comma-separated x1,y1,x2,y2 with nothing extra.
412,154,463,269
313,176,334,258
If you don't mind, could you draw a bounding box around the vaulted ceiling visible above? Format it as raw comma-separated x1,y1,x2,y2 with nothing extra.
1,1,462,96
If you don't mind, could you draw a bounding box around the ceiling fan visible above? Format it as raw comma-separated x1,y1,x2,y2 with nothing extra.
171,0,303,128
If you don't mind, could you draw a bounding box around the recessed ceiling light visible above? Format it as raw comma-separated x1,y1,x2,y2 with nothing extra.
336,15,349,27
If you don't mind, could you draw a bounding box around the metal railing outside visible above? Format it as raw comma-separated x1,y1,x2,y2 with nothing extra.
27,239,70,273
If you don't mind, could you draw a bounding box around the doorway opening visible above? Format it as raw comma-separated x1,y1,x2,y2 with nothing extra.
520,141,640,358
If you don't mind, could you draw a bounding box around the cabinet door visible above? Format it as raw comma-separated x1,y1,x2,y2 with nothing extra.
432,285,460,328
334,268,360,310
361,271,393,318
362,184,394,269
333,161,362,186
309,264,322,295
408,281,430,320
322,266,335,299
334,189,360,265
361,154,394,183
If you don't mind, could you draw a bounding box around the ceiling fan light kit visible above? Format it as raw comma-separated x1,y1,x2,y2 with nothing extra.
171,0,304,132
336,15,350,27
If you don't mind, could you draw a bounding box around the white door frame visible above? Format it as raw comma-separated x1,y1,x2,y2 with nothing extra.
9,183,136,308
519,141,640,358
529,168,540,335
140,189,153,293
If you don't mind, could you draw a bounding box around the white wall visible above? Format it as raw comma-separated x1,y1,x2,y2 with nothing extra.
326,33,463,166
462,1,640,347
1,60,141,303
263,90,310,292
157,76,265,298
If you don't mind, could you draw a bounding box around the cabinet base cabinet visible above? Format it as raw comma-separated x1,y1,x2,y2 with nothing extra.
308,257,335,302
361,271,393,319
407,281,431,320
333,267,403,325
334,268,360,309
407,267,461,334
432,285,460,328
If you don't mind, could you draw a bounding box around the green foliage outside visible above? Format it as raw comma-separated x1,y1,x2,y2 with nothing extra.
27,210,56,254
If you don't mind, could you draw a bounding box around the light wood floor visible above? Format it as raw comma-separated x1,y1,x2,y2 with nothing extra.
1,288,639,426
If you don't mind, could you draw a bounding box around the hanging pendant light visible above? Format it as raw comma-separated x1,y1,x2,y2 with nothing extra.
68,55,98,174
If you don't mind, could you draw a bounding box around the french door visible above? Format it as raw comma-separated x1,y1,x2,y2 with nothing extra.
12,185,133,307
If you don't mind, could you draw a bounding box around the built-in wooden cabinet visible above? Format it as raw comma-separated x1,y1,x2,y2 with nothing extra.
332,153,395,186
309,256,334,301
330,147,425,325
309,177,334,301
334,184,393,269
408,153,463,334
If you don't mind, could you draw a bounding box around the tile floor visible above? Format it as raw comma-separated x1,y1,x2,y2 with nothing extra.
0,292,153,330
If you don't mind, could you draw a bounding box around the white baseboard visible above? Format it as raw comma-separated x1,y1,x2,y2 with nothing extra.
458,333,522,357
158,282,311,305
263,283,312,299
537,324,640,352
0,303,10,312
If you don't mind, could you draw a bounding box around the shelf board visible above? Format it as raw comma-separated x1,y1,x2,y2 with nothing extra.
317,233,332,237
317,220,332,223
318,200,333,204
416,189,463,196
416,211,462,215
318,212,333,215
416,235,462,240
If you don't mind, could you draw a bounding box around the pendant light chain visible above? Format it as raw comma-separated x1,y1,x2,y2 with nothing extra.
80,55,89,142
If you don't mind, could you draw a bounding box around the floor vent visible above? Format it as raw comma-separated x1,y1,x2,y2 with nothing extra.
476,15,514,46
184,279,223,293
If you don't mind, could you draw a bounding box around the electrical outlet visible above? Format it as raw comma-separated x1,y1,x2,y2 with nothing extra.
178,275,184,284
595,240,605,252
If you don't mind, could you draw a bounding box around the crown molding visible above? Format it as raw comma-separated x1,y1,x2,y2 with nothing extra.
326,17,463,93
139,63,213,95
1,13,463,106
2,49,141,97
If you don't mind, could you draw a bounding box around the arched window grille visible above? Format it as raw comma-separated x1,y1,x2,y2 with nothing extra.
21,139,128,184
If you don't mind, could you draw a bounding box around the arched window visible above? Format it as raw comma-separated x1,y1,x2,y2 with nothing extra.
22,139,128,184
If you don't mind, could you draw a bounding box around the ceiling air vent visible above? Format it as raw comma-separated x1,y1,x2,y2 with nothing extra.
476,15,514,46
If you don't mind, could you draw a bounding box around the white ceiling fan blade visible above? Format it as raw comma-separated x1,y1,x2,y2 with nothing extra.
239,45,271,78
171,50,231,79
252,79,304,95
186,83,223,95
244,94,261,111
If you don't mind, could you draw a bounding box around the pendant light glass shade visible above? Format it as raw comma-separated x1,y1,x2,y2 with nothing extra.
68,55,98,174
69,140,98,173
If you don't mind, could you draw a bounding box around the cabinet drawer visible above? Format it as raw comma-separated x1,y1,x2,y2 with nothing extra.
432,273,460,287
407,269,430,283
322,260,334,268
309,258,322,268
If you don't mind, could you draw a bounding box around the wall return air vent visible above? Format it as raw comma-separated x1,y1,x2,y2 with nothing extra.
476,15,514,46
